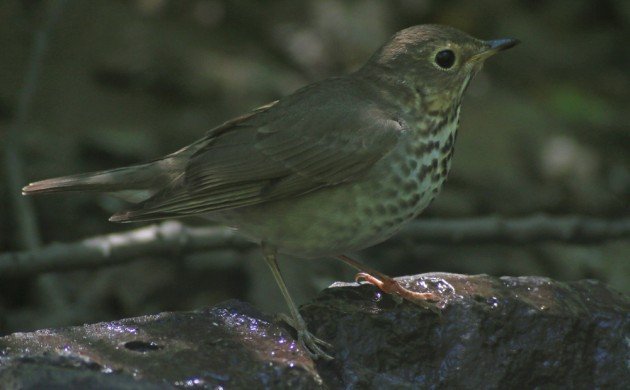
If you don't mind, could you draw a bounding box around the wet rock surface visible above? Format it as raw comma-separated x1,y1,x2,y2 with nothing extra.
1,273,628,389
0,301,322,389
305,273,629,389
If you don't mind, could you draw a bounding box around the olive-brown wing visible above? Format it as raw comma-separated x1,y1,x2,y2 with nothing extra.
112,79,406,222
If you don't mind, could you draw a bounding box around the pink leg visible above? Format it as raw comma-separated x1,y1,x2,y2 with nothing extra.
337,255,440,309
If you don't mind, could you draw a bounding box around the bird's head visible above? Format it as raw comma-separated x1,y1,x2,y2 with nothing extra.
362,24,519,112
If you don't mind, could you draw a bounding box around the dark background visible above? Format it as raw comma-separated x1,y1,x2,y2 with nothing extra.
0,0,628,334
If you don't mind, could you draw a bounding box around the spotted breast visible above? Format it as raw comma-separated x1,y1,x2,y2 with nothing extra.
212,102,461,258
350,105,460,245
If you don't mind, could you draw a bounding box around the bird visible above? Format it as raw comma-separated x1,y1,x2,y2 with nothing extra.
23,24,519,360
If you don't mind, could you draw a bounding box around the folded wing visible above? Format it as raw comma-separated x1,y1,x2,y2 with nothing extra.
111,78,406,222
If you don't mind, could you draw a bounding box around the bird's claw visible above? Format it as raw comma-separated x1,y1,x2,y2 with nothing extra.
355,272,444,314
277,313,334,360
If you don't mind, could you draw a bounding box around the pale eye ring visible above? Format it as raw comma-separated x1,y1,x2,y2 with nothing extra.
434,49,456,69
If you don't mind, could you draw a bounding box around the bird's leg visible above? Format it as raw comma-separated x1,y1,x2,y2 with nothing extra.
261,243,333,360
337,254,440,311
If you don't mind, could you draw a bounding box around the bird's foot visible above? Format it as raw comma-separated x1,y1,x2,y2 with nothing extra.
355,272,442,314
277,313,334,360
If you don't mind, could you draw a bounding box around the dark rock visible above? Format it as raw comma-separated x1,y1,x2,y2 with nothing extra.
304,273,629,389
1,273,628,389
0,300,323,389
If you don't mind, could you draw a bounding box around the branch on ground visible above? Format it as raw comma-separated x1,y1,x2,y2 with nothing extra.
397,215,630,245
0,215,628,277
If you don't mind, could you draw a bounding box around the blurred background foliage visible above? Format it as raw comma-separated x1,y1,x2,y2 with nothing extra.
0,0,628,334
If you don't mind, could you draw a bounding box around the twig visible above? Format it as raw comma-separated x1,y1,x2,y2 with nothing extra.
4,0,68,249
0,221,253,277
397,214,630,245
0,215,628,278
3,0,74,313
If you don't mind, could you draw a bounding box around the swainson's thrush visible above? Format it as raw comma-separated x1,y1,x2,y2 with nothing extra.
23,25,519,360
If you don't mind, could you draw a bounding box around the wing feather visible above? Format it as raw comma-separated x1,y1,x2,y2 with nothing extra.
112,78,406,222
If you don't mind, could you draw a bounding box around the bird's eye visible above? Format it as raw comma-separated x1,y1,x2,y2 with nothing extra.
434,49,456,69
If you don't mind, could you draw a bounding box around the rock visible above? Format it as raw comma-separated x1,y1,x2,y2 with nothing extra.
304,273,629,389
0,273,627,389
0,301,323,389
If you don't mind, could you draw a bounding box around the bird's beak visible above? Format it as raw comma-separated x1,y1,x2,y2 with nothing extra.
469,38,520,63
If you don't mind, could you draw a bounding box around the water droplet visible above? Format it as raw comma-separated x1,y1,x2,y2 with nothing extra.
373,292,383,302
175,378,205,388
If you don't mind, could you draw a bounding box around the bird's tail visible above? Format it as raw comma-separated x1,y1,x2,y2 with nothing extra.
22,160,177,202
